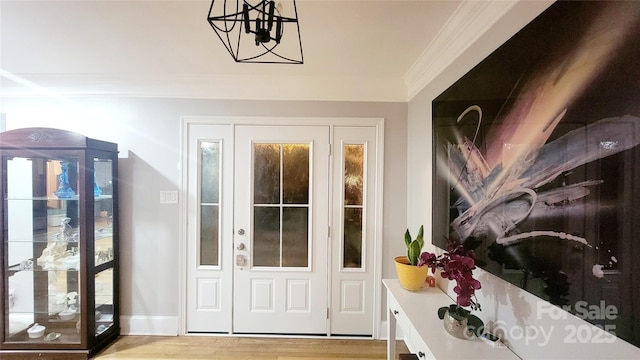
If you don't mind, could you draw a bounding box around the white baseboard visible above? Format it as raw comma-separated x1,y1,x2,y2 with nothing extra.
121,317,397,339
120,315,179,336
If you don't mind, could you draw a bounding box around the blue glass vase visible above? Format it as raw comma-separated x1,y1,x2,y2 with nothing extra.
54,161,76,199
94,172,102,197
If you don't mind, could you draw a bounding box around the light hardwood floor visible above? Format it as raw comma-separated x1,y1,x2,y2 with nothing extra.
93,336,410,360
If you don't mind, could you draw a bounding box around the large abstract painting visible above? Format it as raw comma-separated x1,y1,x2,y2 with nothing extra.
432,1,640,347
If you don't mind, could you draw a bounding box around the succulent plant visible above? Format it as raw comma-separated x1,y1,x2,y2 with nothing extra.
404,225,424,266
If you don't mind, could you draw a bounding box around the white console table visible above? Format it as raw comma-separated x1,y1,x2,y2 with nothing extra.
384,279,520,360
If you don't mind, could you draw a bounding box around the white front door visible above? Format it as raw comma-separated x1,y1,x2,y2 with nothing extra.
183,118,383,337
232,125,329,334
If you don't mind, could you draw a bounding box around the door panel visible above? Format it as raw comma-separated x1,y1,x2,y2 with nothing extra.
186,125,233,333
233,125,329,334
330,126,378,335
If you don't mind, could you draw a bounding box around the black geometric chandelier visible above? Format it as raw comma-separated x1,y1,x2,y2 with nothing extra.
207,0,303,64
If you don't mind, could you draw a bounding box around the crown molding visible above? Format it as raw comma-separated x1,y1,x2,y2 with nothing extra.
403,0,520,101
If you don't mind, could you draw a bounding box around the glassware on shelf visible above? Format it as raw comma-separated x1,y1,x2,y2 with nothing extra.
94,172,102,197
54,161,76,199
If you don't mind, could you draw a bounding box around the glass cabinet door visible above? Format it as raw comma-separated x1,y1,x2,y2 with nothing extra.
93,157,114,336
4,156,82,344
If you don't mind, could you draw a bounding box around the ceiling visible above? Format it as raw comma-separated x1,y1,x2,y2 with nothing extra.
0,0,516,102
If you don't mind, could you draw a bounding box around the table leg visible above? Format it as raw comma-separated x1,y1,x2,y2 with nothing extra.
388,306,396,360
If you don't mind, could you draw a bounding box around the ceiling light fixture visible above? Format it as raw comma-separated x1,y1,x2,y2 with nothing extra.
207,0,303,64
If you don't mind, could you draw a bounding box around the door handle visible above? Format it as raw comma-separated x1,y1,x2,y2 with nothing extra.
237,243,246,251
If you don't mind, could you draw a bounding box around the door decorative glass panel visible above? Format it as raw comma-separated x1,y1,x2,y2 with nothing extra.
343,144,364,268
199,141,221,266
253,144,310,268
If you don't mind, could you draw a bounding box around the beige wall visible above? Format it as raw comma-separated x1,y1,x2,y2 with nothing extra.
0,96,408,334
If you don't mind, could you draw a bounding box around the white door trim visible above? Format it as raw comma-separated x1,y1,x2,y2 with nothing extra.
179,116,384,338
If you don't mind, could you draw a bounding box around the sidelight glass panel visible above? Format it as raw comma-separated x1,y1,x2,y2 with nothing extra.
200,205,219,266
282,144,309,204
343,144,364,268
199,141,220,266
201,142,220,204
344,208,363,268
254,144,281,204
252,143,310,268
254,207,281,266
344,145,364,205
282,207,309,267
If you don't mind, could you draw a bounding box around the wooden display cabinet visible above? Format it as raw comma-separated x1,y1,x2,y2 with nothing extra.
0,128,119,359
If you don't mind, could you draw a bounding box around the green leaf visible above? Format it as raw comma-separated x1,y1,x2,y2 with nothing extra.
404,229,411,248
417,225,424,250
437,306,448,319
457,306,471,317
467,314,485,337
408,239,422,265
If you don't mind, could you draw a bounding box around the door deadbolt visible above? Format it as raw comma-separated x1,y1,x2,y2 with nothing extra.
237,228,245,235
